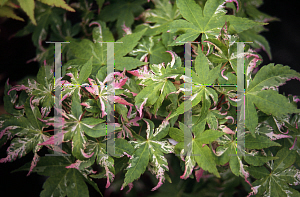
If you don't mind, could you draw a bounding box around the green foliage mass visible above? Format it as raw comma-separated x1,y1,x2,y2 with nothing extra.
1,0,300,196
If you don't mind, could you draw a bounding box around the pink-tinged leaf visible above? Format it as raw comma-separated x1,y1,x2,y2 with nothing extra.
290,137,297,150
127,116,141,127
121,182,134,194
40,107,51,118
81,149,95,158
195,167,204,182
180,155,195,179
228,96,241,102
219,125,235,134
247,185,260,197
7,84,28,95
66,160,82,170
221,69,228,80
225,116,234,124
98,157,115,188
89,21,101,30
240,159,252,187
114,77,128,89
0,126,18,139
126,183,134,194
151,175,164,191
65,72,74,79
27,153,40,176
85,85,98,95
136,98,148,117
14,104,24,109
127,70,142,77
99,97,107,118
122,22,132,35
103,72,123,84
166,51,176,68
293,96,300,103
225,0,239,11
114,96,133,106
38,131,67,146
81,102,91,108
122,152,132,159
218,110,227,116
265,132,292,141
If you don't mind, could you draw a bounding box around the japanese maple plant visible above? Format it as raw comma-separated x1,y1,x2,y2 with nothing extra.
1,0,300,196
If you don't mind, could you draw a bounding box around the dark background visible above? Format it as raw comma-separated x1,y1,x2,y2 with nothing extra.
1,0,300,196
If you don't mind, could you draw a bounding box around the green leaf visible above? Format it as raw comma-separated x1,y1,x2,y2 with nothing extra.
78,56,93,84
224,15,267,34
245,64,300,135
0,6,24,21
13,156,102,197
248,148,300,197
72,126,87,161
239,28,272,59
81,122,107,138
115,138,134,157
17,0,36,25
24,97,42,130
193,142,220,178
99,0,147,39
129,36,172,65
169,127,184,142
122,143,150,188
245,133,281,149
38,0,75,12
71,92,82,120
0,0,8,6
247,64,300,93
140,0,181,36
169,0,265,46
244,153,279,166
122,118,173,190
194,129,224,144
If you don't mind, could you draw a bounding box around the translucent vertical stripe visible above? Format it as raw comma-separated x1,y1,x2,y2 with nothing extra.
184,43,193,156
106,42,115,156
45,42,70,156
236,42,245,157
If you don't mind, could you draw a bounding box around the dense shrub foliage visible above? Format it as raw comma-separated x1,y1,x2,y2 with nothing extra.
1,0,300,196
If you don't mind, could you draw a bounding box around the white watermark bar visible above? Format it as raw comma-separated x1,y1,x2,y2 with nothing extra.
100,42,122,157
184,42,193,156
231,42,251,157
45,41,70,156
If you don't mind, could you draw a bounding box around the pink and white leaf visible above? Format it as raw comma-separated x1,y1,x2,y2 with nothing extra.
27,153,40,176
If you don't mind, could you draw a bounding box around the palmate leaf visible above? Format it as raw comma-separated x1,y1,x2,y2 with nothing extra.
98,0,147,39
122,117,173,191
0,96,62,176
80,138,134,189
168,0,265,46
6,65,54,118
12,154,102,197
245,64,300,135
69,26,148,71
133,62,182,117
0,5,24,21
167,50,222,120
246,148,300,197
15,0,74,26
129,36,172,65
134,0,181,36
58,91,109,161
171,121,224,179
